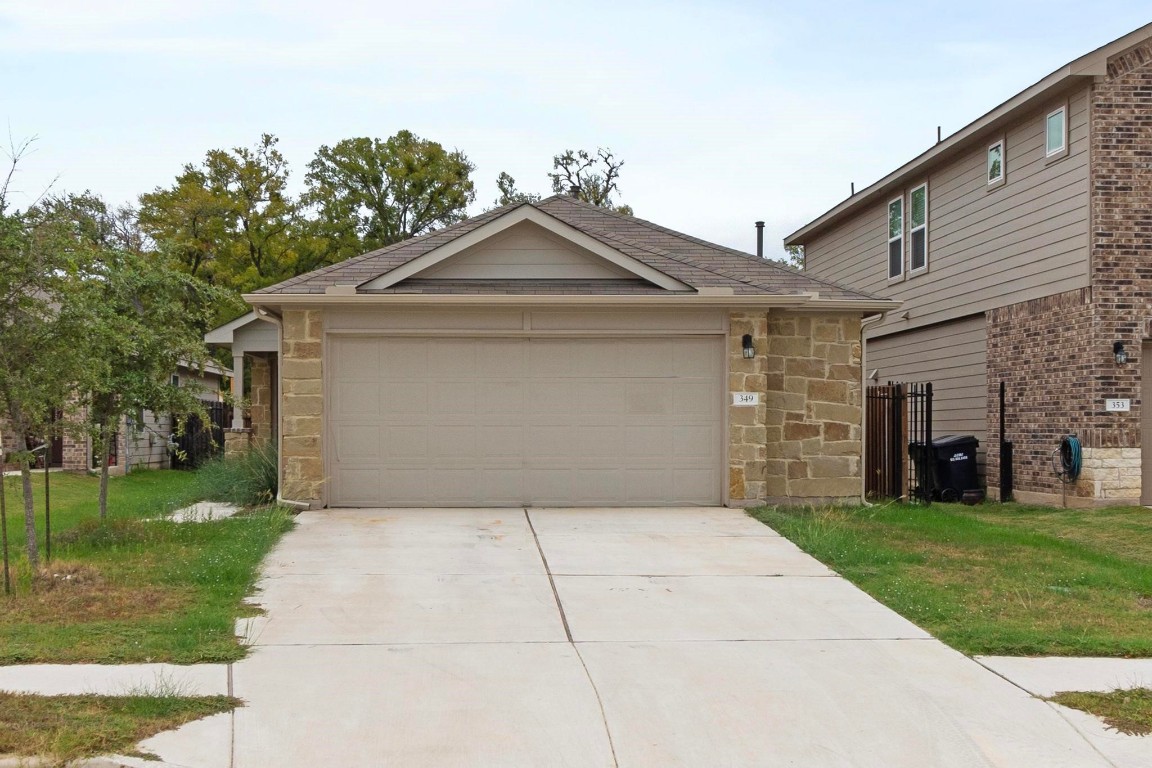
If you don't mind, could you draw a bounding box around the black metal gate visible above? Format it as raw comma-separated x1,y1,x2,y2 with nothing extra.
171,401,228,470
865,382,934,502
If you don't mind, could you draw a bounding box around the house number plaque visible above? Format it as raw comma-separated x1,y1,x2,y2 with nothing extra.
1105,399,1131,412
732,392,761,407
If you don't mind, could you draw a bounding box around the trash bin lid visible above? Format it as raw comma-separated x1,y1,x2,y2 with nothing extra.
931,434,979,448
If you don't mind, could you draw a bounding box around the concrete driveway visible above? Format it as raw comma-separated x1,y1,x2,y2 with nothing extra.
211,508,1111,767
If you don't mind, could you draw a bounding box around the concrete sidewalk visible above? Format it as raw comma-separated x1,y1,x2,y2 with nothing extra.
8,507,1151,767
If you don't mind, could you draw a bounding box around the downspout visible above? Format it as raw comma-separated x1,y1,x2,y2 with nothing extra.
253,306,310,512
859,312,888,505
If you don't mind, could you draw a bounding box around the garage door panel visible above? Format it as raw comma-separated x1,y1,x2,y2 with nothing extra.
378,340,430,379
626,386,672,416
674,426,720,458
476,381,523,413
329,336,723,506
427,426,478,461
332,337,382,373
333,382,379,417
672,469,716,501
674,381,718,415
338,469,382,505
379,383,428,415
624,426,673,457
333,425,382,461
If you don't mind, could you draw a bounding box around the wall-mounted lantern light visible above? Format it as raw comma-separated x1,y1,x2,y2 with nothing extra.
1114,341,1128,365
742,334,755,359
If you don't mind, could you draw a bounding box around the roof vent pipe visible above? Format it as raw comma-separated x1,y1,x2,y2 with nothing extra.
755,221,765,259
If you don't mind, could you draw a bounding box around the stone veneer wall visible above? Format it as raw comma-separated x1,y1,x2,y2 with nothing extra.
249,354,274,445
280,310,325,504
728,310,863,505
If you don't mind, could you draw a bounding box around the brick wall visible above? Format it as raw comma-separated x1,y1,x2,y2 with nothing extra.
1086,41,1152,500
986,289,1100,501
280,310,325,505
985,43,1152,506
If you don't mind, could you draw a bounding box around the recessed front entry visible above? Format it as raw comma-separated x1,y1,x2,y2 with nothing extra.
326,335,725,507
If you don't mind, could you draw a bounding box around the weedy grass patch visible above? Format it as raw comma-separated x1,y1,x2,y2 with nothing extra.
0,690,239,766
1049,687,1152,736
0,470,294,664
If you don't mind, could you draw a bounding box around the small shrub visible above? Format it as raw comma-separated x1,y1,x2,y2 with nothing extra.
193,441,278,508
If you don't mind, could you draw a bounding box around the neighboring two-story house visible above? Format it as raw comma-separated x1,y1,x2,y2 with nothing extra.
786,23,1152,507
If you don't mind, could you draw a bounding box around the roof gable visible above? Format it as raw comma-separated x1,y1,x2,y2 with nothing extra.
357,205,690,292
249,195,890,306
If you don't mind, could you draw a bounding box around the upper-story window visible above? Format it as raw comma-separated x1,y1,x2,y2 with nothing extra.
887,197,903,279
909,184,928,272
987,139,1005,186
1046,106,1067,158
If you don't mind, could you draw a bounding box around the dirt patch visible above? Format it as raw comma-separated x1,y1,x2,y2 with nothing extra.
1,562,189,626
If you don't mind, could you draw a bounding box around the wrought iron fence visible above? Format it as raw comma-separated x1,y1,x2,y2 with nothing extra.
171,401,228,470
865,382,934,503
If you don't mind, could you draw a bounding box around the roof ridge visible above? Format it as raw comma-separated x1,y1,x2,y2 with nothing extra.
255,202,524,294
582,226,785,295
542,196,875,300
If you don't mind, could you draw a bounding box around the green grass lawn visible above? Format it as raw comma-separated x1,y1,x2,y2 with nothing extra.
751,501,1152,657
0,470,293,664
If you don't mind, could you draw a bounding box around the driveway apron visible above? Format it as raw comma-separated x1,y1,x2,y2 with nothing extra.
220,507,1111,767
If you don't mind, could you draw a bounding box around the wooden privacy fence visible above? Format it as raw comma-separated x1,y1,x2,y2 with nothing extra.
865,382,934,502
171,401,228,470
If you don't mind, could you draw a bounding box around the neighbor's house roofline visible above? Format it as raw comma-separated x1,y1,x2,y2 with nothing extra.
784,22,1152,247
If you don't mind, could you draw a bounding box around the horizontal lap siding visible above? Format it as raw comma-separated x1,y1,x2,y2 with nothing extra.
868,316,988,478
806,85,1091,335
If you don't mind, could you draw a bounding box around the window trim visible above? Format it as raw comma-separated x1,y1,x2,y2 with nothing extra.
986,137,1006,188
1045,104,1068,160
887,195,904,281
908,182,929,275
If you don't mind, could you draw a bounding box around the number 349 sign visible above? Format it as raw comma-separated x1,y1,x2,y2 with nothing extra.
732,392,761,407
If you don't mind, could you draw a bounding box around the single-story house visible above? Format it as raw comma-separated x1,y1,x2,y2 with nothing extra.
0,360,231,474
219,195,897,508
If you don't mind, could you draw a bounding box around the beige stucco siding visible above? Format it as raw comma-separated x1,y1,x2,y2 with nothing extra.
806,85,1091,336
867,315,988,475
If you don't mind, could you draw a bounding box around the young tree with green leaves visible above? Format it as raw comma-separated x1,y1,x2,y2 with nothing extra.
0,152,95,569
57,197,235,519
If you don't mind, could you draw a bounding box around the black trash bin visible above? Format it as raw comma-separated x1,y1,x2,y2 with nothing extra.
929,435,982,503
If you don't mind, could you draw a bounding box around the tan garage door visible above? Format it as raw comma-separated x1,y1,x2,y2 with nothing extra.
327,335,724,507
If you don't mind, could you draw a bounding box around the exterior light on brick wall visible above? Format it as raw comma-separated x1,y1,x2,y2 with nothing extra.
1113,341,1128,365
741,334,755,359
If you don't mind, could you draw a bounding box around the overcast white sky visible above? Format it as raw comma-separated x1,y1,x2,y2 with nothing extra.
2,1,1149,258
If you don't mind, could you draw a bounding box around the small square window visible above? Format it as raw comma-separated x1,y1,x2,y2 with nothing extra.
1046,107,1067,158
987,140,1005,186
171,375,180,388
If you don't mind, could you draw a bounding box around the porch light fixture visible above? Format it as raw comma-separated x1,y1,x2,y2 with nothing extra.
1114,341,1128,365
742,334,755,359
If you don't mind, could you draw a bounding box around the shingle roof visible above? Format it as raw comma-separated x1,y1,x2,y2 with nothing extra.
254,196,878,301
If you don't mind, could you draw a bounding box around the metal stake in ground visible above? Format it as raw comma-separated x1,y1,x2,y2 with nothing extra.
44,452,50,564
0,460,10,595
